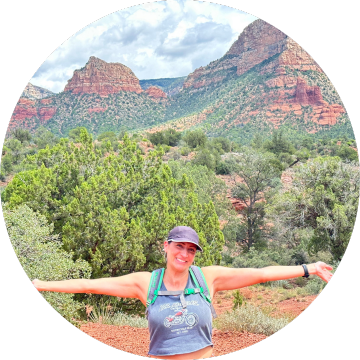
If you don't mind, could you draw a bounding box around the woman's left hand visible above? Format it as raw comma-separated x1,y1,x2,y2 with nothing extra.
313,262,333,283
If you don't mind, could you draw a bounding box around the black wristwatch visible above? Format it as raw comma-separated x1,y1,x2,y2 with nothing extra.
301,264,309,278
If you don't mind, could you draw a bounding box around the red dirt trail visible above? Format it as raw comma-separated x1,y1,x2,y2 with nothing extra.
80,291,317,358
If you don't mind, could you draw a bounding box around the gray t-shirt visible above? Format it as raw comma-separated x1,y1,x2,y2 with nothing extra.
147,274,213,356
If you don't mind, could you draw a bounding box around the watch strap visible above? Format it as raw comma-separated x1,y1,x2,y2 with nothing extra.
301,264,309,278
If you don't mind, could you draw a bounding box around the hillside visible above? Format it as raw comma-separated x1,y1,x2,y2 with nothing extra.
7,20,352,142
9,57,168,136
139,76,186,97
159,19,349,143
21,83,55,100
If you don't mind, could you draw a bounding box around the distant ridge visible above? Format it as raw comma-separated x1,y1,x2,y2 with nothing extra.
22,83,55,100
7,19,351,142
140,77,186,97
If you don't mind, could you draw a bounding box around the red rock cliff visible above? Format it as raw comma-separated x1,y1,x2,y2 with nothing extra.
294,77,325,106
145,86,167,99
64,56,143,96
183,19,322,90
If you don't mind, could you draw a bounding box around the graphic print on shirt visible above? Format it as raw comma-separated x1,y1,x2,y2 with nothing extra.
160,301,200,333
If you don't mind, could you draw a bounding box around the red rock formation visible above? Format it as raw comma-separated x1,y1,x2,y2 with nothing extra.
11,98,37,121
38,107,57,122
317,104,345,125
10,96,57,128
183,19,322,91
40,98,53,105
64,56,143,96
88,107,107,114
145,86,167,99
294,77,325,106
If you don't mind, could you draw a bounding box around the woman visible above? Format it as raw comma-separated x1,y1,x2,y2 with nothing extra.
32,226,333,359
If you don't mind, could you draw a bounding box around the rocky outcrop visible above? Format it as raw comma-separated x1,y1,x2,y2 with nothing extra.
145,86,167,99
88,107,107,114
9,98,56,126
64,56,143,96
183,19,322,91
21,83,55,99
294,77,325,106
38,106,57,121
9,96,57,130
11,98,37,121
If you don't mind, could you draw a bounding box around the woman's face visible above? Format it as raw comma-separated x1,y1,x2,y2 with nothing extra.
164,241,197,271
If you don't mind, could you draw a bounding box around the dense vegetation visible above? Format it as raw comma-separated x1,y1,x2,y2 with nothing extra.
1,123,358,325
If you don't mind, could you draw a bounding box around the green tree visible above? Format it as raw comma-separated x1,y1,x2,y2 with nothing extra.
33,126,59,150
148,129,181,147
3,130,224,280
97,131,117,142
12,128,31,144
251,134,263,149
164,128,182,147
336,145,358,162
263,129,295,156
3,204,91,325
4,138,23,163
68,127,88,142
1,153,13,173
210,137,232,153
183,129,207,149
267,157,359,261
148,131,166,146
0,170,5,181
192,148,221,172
230,150,282,250
168,160,232,220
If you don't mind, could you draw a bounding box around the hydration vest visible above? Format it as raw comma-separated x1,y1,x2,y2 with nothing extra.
145,265,217,319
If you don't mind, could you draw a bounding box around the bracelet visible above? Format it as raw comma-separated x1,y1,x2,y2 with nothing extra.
301,264,309,278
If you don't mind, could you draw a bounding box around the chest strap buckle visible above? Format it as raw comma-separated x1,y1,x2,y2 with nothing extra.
184,287,203,295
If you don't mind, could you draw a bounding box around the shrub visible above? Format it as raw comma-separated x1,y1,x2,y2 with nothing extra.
3,204,92,326
180,146,191,156
215,160,232,175
264,280,292,289
0,170,5,181
215,304,290,336
304,277,325,295
88,302,148,328
183,129,207,149
232,290,245,310
295,277,307,287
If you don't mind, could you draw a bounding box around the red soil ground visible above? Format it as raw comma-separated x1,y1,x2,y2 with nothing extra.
80,289,317,358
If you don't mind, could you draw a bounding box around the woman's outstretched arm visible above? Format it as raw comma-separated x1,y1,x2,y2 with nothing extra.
202,262,333,296
32,272,152,306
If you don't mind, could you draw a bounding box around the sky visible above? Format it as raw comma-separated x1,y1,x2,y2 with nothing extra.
30,0,257,93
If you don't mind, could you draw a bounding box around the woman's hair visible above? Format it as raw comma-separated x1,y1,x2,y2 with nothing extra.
164,240,172,262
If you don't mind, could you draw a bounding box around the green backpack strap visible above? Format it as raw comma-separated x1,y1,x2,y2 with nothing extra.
145,268,164,318
189,265,217,318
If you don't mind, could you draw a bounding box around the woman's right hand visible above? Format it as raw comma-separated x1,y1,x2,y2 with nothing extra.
32,279,44,291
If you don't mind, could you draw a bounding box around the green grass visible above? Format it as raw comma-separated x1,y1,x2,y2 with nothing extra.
88,303,148,328
214,304,291,336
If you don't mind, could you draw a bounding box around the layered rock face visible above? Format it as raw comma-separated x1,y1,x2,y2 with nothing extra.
294,77,324,106
181,19,346,130
8,97,57,132
11,97,57,123
262,77,345,127
64,56,143,96
21,83,54,100
183,19,322,90
145,86,167,101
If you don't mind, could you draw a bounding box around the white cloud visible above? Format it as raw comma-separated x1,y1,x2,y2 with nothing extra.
30,0,257,93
